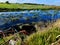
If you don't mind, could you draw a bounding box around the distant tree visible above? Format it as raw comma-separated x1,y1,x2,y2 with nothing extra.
5,1,9,4
41,4,45,6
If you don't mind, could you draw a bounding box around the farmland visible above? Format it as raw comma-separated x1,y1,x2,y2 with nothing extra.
0,3,60,11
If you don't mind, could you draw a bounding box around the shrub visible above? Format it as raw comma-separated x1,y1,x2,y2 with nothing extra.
5,1,9,4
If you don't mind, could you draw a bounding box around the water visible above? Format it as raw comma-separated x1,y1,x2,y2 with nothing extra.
0,10,60,29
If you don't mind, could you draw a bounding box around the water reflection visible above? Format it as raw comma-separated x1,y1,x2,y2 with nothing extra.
0,10,60,28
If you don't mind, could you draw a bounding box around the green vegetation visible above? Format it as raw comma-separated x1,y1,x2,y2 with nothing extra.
5,1,10,4
0,27,60,45
0,19,60,45
24,27,60,45
0,35,13,44
0,3,60,11
0,33,21,45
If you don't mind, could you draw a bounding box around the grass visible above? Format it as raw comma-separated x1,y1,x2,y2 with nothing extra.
0,20,60,45
24,27,60,45
0,33,21,45
0,27,60,45
0,3,60,11
0,38,5,44
0,35,13,44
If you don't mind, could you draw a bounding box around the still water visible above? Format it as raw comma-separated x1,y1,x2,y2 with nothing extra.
0,10,60,29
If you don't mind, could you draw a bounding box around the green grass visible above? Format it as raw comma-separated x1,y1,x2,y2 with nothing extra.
0,38,5,44
0,3,49,9
0,33,21,45
0,35,13,44
24,27,60,45
0,3,60,11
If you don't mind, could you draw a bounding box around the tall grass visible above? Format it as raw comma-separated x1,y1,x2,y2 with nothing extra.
24,27,60,45
0,35,14,45
0,33,21,45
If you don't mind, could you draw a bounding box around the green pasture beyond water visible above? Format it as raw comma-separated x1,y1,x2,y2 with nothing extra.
0,3,60,11
0,3,51,9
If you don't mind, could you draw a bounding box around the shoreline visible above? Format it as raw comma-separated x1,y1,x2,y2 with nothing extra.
0,8,60,12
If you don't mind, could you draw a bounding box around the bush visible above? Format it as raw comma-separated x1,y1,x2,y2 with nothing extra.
5,1,9,4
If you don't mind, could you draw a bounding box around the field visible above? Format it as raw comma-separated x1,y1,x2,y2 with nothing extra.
0,3,60,11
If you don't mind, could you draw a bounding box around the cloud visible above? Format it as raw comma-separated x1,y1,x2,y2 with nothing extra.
0,0,60,6
0,0,17,3
0,0,7,2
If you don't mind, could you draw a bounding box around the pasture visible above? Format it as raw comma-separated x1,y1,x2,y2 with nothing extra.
0,3,60,11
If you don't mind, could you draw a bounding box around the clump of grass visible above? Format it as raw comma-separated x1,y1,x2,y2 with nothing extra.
24,27,60,45
0,33,21,45
0,38,5,44
0,35,13,44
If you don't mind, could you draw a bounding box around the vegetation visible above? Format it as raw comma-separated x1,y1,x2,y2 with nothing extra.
0,19,60,45
0,33,21,45
0,24,60,45
0,3,60,11
0,35,13,44
24,27,60,45
5,1,10,4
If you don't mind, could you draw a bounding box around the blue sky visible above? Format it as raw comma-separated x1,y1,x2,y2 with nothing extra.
0,0,60,6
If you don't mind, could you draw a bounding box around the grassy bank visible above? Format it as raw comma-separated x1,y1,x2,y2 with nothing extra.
24,27,60,45
0,3,60,11
1,27,60,45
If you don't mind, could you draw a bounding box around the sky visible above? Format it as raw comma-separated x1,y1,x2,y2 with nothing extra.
0,0,60,6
